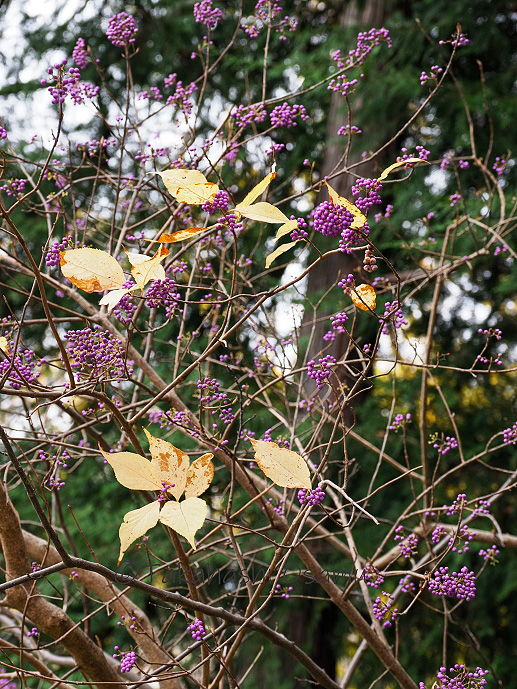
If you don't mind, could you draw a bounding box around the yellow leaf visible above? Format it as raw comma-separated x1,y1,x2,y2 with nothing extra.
159,227,208,243
248,439,311,489
175,183,219,205
99,287,133,312
143,428,189,500
275,219,298,240
265,240,300,269
156,169,219,205
118,501,160,562
60,248,126,293
236,202,290,224
100,449,162,490
378,158,428,181
184,453,214,499
350,283,376,311
128,246,170,288
325,182,367,230
0,336,9,355
156,169,209,193
159,497,207,548
236,168,277,208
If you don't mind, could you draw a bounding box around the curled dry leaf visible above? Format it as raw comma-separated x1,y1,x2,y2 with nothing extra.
378,158,428,182
265,240,300,269
60,248,126,293
351,283,376,311
159,497,208,549
325,182,367,230
99,287,133,312
249,438,312,489
159,227,209,243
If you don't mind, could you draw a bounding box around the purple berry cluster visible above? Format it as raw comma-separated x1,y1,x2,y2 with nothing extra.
0,669,17,689
202,190,230,214
372,591,398,627
269,103,308,129
323,310,349,342
27,627,39,637
165,78,198,116
351,177,382,213
420,65,443,85
113,648,137,673
394,526,419,559
388,412,411,431
399,575,416,594
479,546,499,564
45,236,75,267
289,216,308,241
428,566,476,601
362,564,384,589
502,421,517,445
113,280,137,325
493,155,508,176
337,124,361,137
41,62,99,106
433,435,458,456
0,178,28,198
0,126,7,140
106,13,139,47
312,201,353,238
445,493,467,516
275,583,293,598
0,346,41,389
64,328,134,381
72,38,88,69
193,0,223,30
449,523,473,554
297,487,325,506
145,278,181,319
329,28,392,96
307,355,336,389
420,664,489,689
232,104,267,129
382,301,408,335
187,618,206,641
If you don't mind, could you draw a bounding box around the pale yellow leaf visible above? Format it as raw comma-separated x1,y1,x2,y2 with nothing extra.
60,248,126,293
0,336,9,355
325,182,367,230
128,246,170,288
184,453,214,499
378,158,427,182
175,182,219,205
118,501,160,562
249,439,311,489
237,202,290,224
265,240,300,269
159,228,208,243
143,428,189,500
350,283,376,311
100,449,162,490
275,219,298,240
159,497,207,548
236,169,277,209
99,287,133,312
156,169,209,194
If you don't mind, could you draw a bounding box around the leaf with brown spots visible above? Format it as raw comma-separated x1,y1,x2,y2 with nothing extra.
184,453,214,499
143,428,189,500
60,248,126,293
350,283,376,311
